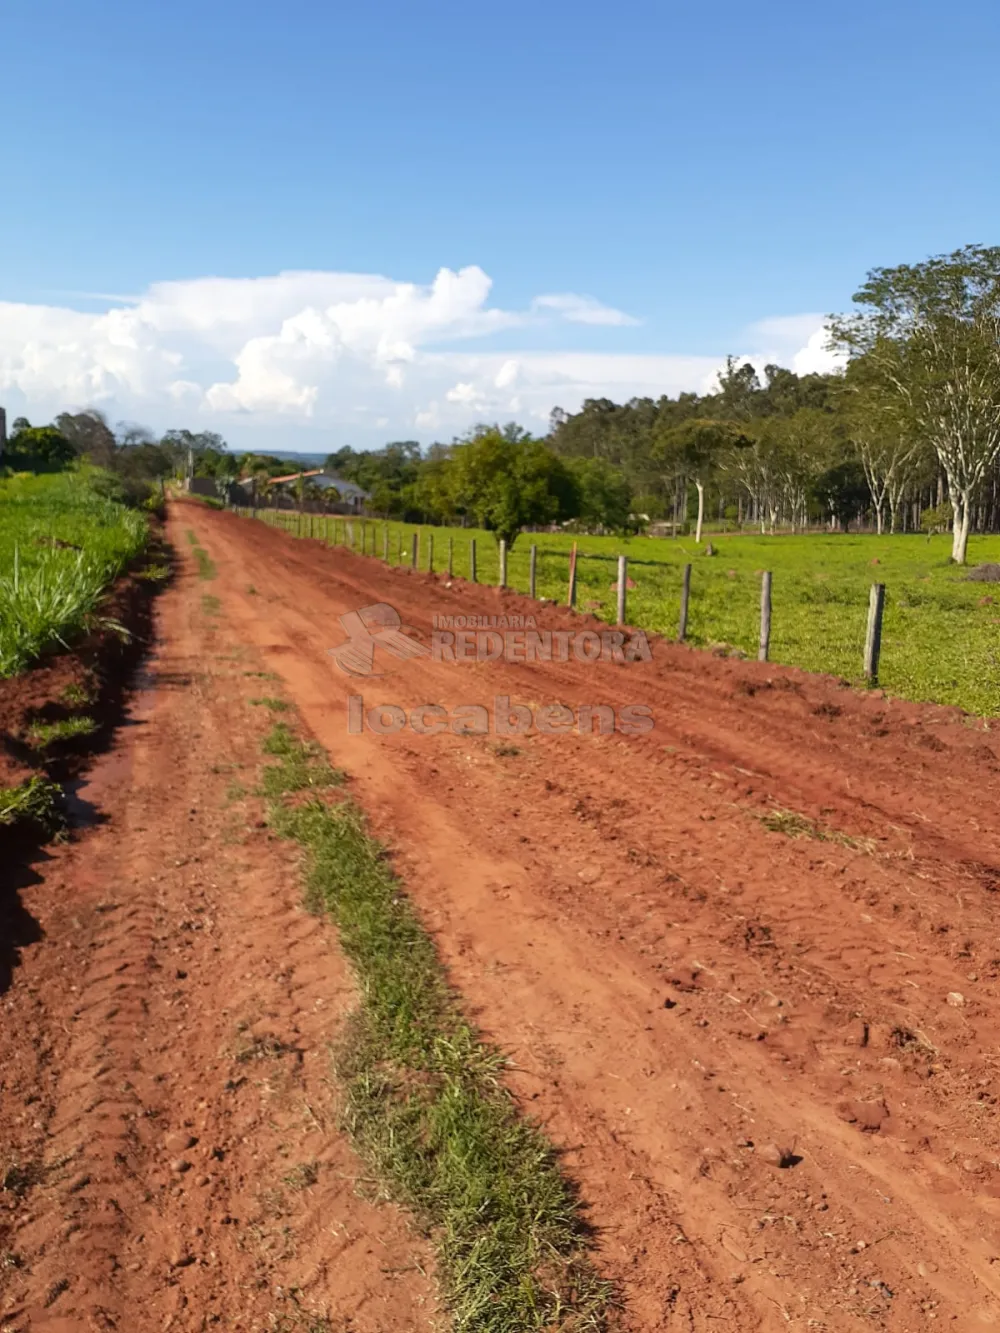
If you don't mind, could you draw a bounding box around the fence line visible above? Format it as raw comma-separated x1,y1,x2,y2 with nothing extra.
232,507,892,685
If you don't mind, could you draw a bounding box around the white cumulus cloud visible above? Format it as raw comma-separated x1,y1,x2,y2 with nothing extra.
0,268,841,447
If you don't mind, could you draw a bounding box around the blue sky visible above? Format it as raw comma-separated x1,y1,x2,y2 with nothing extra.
3,0,999,448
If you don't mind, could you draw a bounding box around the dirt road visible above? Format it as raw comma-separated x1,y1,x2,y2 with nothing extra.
6,499,1000,1330
0,522,434,1331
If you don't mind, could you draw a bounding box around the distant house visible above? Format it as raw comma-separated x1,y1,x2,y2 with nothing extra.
261,470,370,513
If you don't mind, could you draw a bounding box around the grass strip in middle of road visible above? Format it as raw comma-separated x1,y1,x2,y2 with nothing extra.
259,722,613,1332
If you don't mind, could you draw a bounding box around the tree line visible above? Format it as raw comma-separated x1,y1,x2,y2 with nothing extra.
0,411,298,507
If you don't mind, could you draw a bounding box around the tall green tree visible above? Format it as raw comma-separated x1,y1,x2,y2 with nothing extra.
447,428,573,548
812,458,870,531
653,418,749,542
715,357,761,422
829,244,1000,562
837,365,926,534
54,409,117,466
566,456,633,532
5,424,75,472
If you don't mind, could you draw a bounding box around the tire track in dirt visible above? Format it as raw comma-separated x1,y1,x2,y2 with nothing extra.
0,531,434,1331
183,502,1000,1330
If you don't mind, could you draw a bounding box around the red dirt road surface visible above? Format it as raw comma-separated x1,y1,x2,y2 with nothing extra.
6,497,1000,1331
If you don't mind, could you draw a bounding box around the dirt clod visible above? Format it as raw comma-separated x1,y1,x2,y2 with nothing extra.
837,1099,890,1132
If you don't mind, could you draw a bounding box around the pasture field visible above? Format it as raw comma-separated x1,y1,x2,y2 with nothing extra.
0,469,148,677
255,510,1000,715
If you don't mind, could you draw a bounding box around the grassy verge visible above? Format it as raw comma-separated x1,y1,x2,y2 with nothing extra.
259,722,613,1331
0,469,149,677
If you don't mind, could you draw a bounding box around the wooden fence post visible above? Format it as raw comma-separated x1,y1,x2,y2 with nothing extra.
411,532,418,568
616,555,627,627
567,542,578,607
529,544,537,598
864,582,886,682
470,538,477,583
759,571,772,662
383,527,389,561
498,539,507,588
678,563,692,641
428,532,434,573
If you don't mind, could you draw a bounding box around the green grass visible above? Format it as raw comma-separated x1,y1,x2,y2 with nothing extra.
27,716,97,748
136,560,170,582
185,528,217,580
261,724,612,1332
250,695,291,712
246,509,1000,715
194,546,216,580
60,680,95,707
0,776,62,831
755,806,875,852
0,469,148,677
258,722,343,797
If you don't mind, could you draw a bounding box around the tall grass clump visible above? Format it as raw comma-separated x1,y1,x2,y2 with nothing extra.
0,470,148,677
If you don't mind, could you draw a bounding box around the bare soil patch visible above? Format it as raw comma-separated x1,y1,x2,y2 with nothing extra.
173,501,1000,1329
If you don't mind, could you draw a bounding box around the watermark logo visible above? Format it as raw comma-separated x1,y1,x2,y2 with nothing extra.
430,612,651,665
329,602,429,677
347,695,654,736
331,602,654,737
